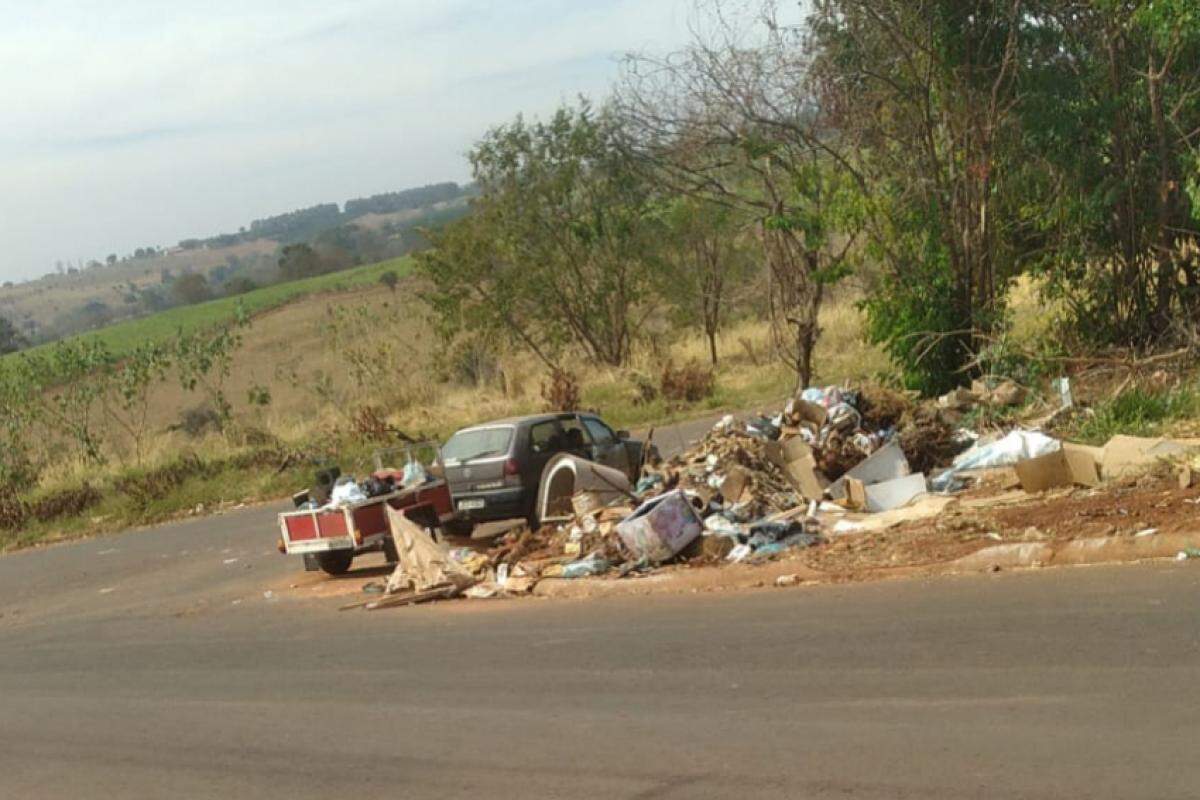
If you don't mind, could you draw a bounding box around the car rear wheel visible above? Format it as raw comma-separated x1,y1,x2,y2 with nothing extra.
316,550,355,575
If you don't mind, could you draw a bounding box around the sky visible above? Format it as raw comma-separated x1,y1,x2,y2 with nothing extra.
0,0,693,282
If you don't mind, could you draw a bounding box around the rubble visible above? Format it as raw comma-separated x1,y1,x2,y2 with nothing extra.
342,379,1200,609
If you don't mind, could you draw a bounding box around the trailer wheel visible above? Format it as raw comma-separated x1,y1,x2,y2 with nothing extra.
316,551,354,575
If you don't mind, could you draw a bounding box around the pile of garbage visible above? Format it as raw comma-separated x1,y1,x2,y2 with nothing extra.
296,459,429,511
447,384,974,594
349,375,1200,609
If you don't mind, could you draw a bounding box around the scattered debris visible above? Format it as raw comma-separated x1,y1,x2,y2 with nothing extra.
319,379,1200,609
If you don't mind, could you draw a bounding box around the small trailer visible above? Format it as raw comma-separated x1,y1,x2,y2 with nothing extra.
276,445,456,575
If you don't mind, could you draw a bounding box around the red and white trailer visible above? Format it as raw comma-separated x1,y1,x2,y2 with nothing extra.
277,450,456,575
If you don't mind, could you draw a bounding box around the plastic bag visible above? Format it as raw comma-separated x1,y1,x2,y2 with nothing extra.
931,430,1061,492
401,457,426,489
561,553,610,579
330,478,367,507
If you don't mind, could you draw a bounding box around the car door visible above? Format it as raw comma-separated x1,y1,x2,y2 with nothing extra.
523,419,564,490
581,416,630,476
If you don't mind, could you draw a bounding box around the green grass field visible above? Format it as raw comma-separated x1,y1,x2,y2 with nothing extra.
4,257,412,363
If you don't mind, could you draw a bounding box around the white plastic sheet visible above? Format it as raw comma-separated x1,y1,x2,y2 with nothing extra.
329,479,367,507
931,430,1060,491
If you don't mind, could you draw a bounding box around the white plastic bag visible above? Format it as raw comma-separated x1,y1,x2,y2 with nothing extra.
330,478,367,507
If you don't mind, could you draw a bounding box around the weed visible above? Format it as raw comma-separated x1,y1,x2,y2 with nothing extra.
1071,384,1200,444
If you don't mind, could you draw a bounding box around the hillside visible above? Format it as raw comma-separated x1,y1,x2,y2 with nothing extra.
2,257,412,365
0,183,471,347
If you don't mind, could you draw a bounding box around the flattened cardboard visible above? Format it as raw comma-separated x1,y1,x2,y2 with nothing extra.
721,467,751,504
827,441,911,500
1015,444,1100,492
863,473,928,512
1101,435,1198,478
766,437,828,501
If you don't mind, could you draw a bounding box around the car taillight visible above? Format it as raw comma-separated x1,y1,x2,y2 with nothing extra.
503,458,520,476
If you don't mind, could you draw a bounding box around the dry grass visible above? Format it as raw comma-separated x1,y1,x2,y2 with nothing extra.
1006,274,1067,347
44,286,889,489
10,284,894,550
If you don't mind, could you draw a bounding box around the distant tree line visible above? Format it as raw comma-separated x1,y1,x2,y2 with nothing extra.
343,182,466,217
187,182,474,250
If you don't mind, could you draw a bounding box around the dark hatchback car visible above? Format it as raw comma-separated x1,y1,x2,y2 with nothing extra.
443,412,644,526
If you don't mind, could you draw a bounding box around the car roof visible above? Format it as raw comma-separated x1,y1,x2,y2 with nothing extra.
452,412,586,433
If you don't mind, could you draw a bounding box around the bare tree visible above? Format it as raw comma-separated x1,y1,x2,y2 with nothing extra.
620,1,861,389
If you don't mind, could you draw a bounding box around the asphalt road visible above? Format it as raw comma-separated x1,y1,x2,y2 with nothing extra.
2,413,1200,798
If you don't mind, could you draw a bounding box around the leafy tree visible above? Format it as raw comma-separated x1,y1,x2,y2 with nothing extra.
173,307,249,424
802,0,1029,392
17,341,114,465
99,343,172,464
1017,2,1200,347
419,100,664,368
223,277,259,297
0,316,28,355
379,270,399,293
277,243,326,281
171,273,212,305
658,198,756,365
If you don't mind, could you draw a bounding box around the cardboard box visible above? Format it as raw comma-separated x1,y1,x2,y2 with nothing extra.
1015,444,1101,492
861,473,928,512
766,436,828,501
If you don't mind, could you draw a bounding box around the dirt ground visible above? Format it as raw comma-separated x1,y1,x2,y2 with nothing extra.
804,468,1200,575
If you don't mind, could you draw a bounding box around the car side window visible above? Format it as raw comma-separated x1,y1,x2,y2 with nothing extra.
529,421,559,454
558,417,591,452
582,417,616,446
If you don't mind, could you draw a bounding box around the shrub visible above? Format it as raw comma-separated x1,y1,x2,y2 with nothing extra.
660,360,715,403
171,406,223,438
27,483,102,524
541,369,581,412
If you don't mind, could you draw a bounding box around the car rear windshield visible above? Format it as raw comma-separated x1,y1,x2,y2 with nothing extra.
443,427,514,463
